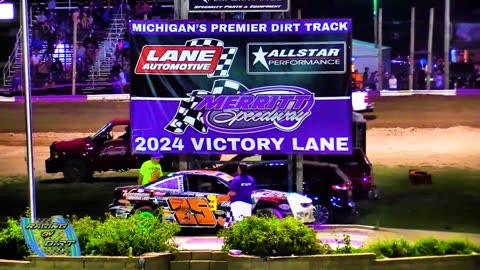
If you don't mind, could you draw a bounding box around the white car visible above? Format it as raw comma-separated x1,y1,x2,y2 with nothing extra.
352,91,375,112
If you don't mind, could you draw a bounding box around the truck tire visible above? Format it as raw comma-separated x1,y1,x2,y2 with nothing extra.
63,159,89,182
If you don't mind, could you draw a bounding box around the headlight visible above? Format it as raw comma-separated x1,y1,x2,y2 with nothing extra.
300,202,312,208
50,146,59,158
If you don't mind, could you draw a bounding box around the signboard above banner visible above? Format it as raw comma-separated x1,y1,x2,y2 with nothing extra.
188,0,290,13
129,19,353,155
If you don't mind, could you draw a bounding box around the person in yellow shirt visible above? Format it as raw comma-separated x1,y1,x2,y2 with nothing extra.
138,155,163,185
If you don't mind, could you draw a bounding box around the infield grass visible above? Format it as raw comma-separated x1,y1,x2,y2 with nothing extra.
0,172,137,221
0,166,479,233
356,165,480,234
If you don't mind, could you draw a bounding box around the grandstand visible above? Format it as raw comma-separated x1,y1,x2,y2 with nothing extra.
1,0,173,95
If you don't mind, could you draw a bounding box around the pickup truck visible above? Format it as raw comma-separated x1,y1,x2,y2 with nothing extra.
45,119,220,182
352,91,375,112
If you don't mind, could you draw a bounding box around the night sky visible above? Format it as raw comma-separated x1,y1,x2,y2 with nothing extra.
0,0,479,60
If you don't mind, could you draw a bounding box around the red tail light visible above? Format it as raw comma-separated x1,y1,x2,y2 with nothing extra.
364,95,369,103
332,183,352,191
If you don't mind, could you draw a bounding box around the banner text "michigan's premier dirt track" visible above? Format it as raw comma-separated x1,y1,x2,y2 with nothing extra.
130,20,351,35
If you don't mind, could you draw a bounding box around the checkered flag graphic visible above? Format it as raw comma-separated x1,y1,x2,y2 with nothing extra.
185,38,237,78
164,80,249,135
223,211,234,228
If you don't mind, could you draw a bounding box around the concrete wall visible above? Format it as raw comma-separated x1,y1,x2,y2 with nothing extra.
0,252,478,270
227,253,480,270
171,251,228,270
0,253,170,270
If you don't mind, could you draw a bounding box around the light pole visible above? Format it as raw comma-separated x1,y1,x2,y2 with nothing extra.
373,0,378,47
20,0,37,221
444,0,450,89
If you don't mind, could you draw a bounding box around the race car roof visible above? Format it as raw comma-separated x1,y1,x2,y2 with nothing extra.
170,170,234,182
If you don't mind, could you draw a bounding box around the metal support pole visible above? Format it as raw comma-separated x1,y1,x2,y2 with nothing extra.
174,0,181,19
377,8,383,90
295,8,304,195
72,14,77,95
295,155,304,194
20,0,37,221
426,8,434,90
287,155,294,192
174,0,188,20
176,0,188,170
409,7,415,90
180,0,188,20
373,0,378,47
444,0,450,89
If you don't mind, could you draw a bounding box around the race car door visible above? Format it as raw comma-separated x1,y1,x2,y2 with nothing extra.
178,174,231,228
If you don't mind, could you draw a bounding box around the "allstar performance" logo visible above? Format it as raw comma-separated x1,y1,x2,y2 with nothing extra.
247,42,347,75
134,38,238,77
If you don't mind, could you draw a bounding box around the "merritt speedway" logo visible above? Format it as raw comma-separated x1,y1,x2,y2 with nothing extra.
247,42,346,75
134,38,237,77
165,79,314,135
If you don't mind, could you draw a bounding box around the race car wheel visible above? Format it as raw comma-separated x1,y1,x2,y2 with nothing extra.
313,204,332,225
63,159,90,182
255,208,283,219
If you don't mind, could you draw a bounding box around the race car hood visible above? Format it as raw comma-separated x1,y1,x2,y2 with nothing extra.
286,192,313,204
252,189,312,203
252,189,288,199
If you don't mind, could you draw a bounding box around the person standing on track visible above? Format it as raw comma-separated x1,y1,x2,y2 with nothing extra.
138,155,163,185
227,163,257,223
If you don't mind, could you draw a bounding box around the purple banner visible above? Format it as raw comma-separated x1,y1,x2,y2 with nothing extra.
130,80,352,154
130,19,352,35
130,19,353,155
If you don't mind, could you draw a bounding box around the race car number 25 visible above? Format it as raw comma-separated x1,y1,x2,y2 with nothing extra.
134,137,184,152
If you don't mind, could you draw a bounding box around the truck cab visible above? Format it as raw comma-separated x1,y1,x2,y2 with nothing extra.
45,119,220,182
45,119,152,182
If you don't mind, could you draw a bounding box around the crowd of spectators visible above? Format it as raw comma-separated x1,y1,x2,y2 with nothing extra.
14,0,251,93
19,0,177,93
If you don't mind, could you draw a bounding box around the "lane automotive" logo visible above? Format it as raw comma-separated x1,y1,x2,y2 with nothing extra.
165,79,314,135
134,38,237,77
247,42,346,75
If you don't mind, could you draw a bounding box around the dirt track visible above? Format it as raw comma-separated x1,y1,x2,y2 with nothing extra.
1,95,479,176
1,126,480,176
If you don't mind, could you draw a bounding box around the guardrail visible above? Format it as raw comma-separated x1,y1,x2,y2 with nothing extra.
2,89,480,103
368,89,480,96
